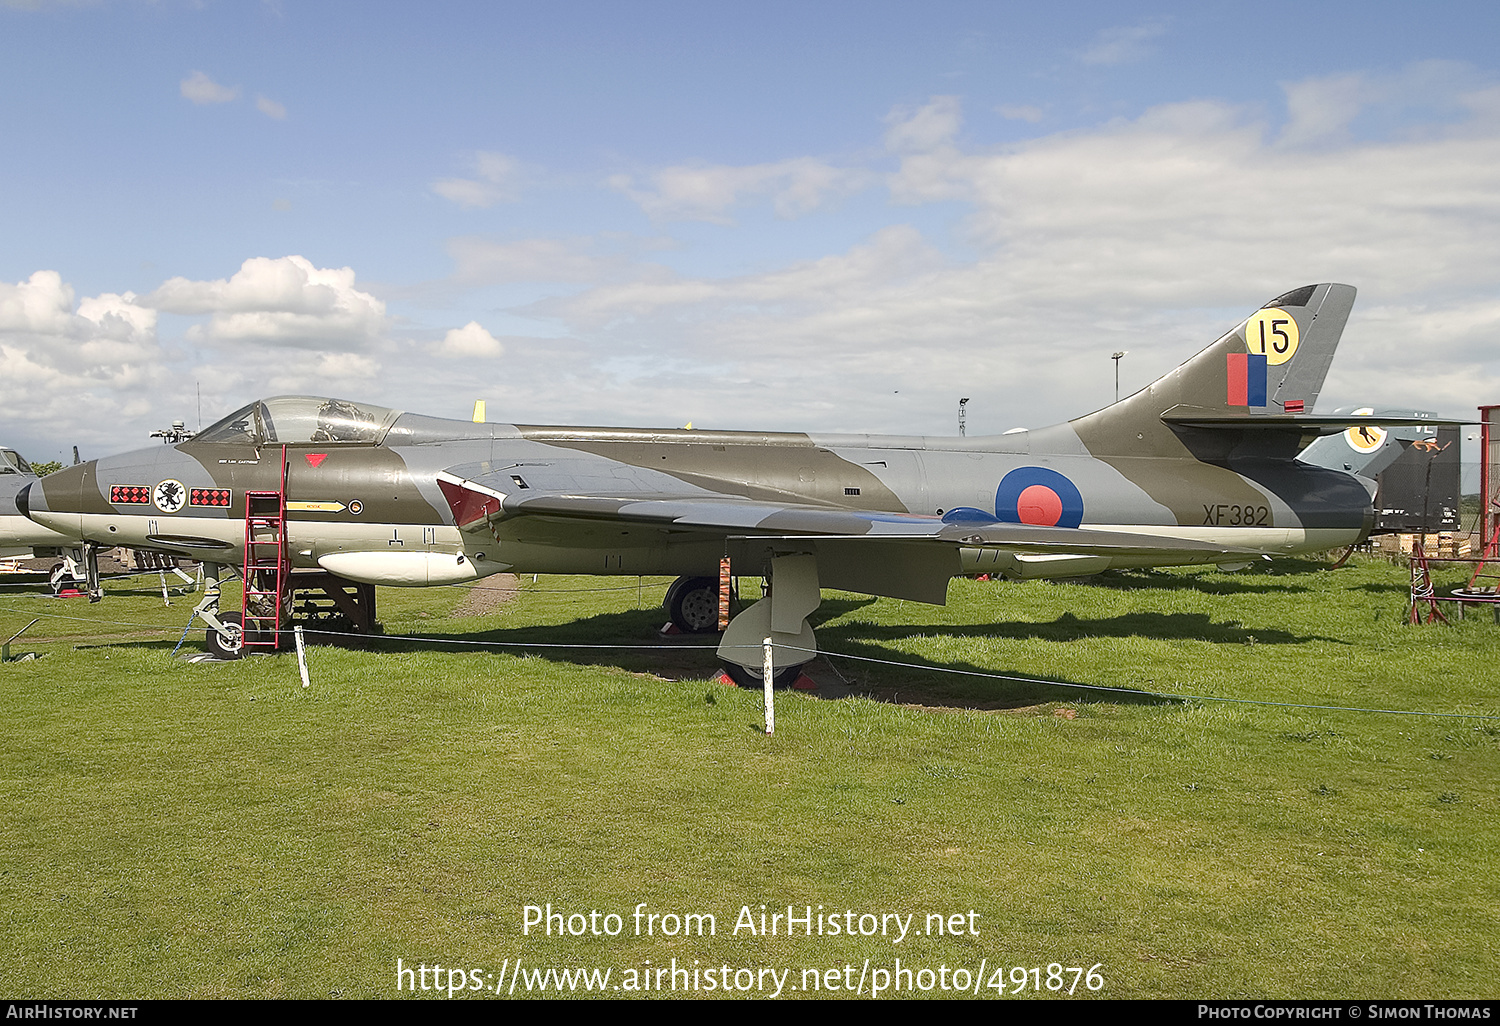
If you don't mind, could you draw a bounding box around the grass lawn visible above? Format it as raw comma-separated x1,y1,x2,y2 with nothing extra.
0,556,1496,999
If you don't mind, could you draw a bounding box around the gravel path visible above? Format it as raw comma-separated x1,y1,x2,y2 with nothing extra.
451,574,520,617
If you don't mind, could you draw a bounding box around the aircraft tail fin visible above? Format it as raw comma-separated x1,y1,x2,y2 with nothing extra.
1068,284,1356,451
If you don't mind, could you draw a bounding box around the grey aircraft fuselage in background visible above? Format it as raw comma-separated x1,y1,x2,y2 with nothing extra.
22,283,1419,675
0,447,77,559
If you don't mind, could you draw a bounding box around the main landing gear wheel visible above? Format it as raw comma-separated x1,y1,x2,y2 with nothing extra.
664,575,721,634
205,611,251,660
718,662,808,689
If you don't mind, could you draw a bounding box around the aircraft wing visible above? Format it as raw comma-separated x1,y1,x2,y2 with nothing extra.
435,468,1259,603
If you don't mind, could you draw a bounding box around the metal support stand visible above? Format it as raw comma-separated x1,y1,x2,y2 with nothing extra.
1408,539,1448,625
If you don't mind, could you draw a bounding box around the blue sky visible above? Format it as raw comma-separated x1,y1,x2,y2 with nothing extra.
2,1,1498,479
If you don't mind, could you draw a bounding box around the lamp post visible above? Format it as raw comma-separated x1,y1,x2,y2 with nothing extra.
1112,351,1128,403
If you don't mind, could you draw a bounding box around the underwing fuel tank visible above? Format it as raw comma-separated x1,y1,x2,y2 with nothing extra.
316,550,484,586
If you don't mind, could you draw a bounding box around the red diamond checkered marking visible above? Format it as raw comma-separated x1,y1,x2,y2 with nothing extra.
189,488,232,507
110,485,151,504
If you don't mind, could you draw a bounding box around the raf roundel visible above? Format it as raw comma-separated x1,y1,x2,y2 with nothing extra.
995,467,1084,529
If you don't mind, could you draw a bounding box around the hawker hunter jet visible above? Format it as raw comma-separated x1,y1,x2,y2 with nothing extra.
1300,407,1462,534
21,283,1429,679
1,446,82,560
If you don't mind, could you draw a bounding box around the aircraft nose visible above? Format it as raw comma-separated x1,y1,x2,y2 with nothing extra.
23,462,88,538
14,482,30,520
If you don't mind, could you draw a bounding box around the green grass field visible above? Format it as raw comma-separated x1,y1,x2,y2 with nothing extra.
1,557,1496,1000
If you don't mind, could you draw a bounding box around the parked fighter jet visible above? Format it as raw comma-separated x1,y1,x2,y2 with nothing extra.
1300,407,1462,533
1,446,81,559
1301,407,1444,480
21,283,1432,678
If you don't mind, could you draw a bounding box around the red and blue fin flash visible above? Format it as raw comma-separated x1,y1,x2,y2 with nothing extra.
1226,352,1268,407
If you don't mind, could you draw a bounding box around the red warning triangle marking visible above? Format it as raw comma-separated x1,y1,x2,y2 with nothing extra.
305,453,328,468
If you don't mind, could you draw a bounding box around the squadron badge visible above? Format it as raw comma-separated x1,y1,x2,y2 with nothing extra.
153,479,187,514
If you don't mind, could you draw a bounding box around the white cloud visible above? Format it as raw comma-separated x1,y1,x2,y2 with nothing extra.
610,157,868,223
431,321,503,359
1278,61,1489,147
180,70,240,105
10,64,1500,452
885,95,962,153
885,96,971,204
0,270,76,335
446,234,659,285
505,81,1500,433
144,255,387,347
1076,18,1169,67
432,151,525,208
256,95,287,120
0,271,164,447
266,352,381,394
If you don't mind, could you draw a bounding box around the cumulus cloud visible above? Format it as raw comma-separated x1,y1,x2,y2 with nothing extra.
144,255,387,347
256,95,287,120
180,70,240,105
431,321,503,359
0,270,77,335
432,152,526,209
610,157,868,223
0,271,164,447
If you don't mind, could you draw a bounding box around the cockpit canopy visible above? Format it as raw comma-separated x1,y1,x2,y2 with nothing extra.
0,448,32,475
0,447,33,474
196,396,404,446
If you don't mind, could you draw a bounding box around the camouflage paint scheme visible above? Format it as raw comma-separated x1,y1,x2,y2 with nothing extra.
21,283,1414,670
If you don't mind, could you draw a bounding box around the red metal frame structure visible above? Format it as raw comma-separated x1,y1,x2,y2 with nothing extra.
1407,538,1448,624
1468,405,1500,592
241,445,289,649
1478,406,1499,556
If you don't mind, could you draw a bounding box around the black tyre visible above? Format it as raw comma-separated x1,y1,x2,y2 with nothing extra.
718,661,808,689
664,575,721,633
205,611,250,660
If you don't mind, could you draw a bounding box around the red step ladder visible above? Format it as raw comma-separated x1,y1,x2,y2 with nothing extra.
242,446,289,649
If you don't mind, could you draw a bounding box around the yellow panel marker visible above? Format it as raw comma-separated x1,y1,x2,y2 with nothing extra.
1244,308,1300,365
287,501,347,513
473,400,486,423
1345,423,1386,453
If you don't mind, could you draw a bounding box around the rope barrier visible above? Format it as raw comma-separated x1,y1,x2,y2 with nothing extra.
4,601,1496,722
